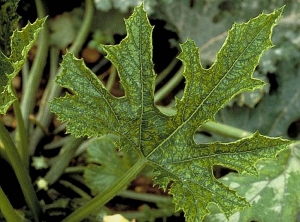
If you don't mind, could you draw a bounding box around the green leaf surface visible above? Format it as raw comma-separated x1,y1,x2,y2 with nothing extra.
0,17,46,114
50,5,290,221
217,66,300,139
206,2,300,141
204,144,300,222
216,6,300,139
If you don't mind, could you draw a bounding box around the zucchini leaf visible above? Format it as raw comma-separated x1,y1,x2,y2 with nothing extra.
0,17,46,114
50,4,291,221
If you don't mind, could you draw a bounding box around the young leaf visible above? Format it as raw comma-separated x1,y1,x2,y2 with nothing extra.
50,4,290,221
0,17,46,114
205,144,300,222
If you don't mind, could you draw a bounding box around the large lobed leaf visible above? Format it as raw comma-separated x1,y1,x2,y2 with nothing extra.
50,4,291,221
0,17,46,114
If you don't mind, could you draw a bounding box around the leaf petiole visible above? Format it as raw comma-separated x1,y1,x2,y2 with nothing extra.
12,86,28,168
43,136,85,186
29,0,95,154
154,65,183,103
0,120,41,222
20,0,49,134
62,157,148,222
0,187,21,222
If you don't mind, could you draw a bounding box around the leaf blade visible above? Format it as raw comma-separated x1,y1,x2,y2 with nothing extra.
50,4,290,221
0,18,46,114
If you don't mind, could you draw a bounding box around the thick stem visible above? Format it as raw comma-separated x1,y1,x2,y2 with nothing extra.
114,207,175,221
59,180,91,200
157,106,253,139
200,121,253,139
21,0,49,130
62,158,148,222
21,59,30,91
106,65,117,92
119,190,173,204
155,57,178,86
28,47,59,143
0,121,41,222
0,187,21,222
64,166,85,174
12,87,28,169
44,136,85,186
68,0,95,56
29,0,94,154
154,66,183,104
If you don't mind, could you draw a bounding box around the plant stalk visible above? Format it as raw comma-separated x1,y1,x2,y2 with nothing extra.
0,121,41,222
106,65,117,92
154,66,183,104
29,0,94,154
200,121,253,139
59,180,91,200
62,157,148,222
155,57,178,86
21,0,49,131
44,136,85,186
157,105,253,139
0,187,21,222
119,190,173,204
12,87,28,168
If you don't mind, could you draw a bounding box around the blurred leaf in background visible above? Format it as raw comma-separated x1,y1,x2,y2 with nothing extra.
84,135,139,196
204,144,300,222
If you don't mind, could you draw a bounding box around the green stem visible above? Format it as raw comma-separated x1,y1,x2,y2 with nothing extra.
29,0,94,154
44,135,70,150
49,47,60,80
119,190,173,204
157,106,253,139
155,57,178,86
62,158,148,222
0,147,8,163
44,136,85,186
21,0,49,130
12,87,28,169
0,121,41,222
21,59,29,89
154,66,183,104
0,187,21,222
106,65,117,92
201,121,253,139
68,0,95,56
59,180,91,200
114,208,176,221
29,47,60,141
64,166,86,174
